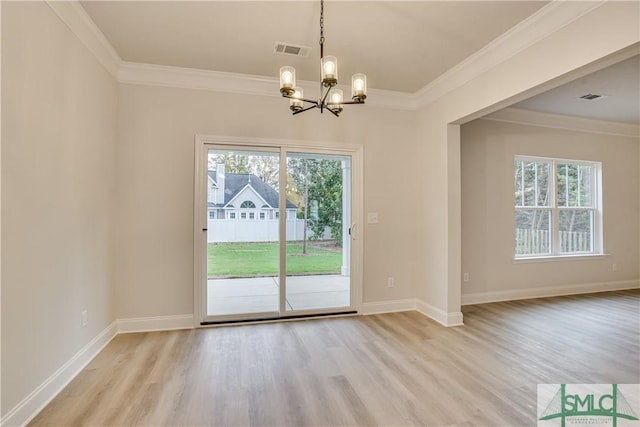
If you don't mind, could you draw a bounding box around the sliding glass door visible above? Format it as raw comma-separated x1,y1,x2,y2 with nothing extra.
197,142,358,323
284,152,351,312
205,147,281,320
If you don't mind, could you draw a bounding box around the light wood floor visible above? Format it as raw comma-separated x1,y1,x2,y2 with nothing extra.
30,290,639,426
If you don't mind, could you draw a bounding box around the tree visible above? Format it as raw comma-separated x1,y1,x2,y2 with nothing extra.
210,152,250,174
307,160,343,245
248,156,279,189
287,157,344,252
209,153,280,188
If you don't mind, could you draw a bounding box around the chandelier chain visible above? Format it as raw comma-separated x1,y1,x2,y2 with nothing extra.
319,0,325,50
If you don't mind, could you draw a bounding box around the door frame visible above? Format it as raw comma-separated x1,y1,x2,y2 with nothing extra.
193,135,364,326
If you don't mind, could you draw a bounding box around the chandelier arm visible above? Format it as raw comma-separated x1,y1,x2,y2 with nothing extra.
282,94,319,105
340,100,365,105
292,105,319,115
326,107,340,118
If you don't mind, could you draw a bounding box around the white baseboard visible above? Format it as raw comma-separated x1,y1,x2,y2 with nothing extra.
117,314,194,333
362,298,464,327
1,321,118,427
461,279,640,306
415,299,464,327
360,299,416,314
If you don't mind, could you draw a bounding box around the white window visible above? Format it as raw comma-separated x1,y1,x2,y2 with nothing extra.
209,211,215,219
249,212,255,220
240,212,247,219
514,156,601,258
229,212,236,219
259,212,266,220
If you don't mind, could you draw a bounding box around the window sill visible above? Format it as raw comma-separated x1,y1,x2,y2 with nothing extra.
513,253,609,264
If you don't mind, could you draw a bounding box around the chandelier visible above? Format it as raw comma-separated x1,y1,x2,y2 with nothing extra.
279,0,367,117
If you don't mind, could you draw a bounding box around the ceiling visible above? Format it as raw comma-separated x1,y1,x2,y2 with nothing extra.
79,1,638,124
512,55,640,125
80,1,548,93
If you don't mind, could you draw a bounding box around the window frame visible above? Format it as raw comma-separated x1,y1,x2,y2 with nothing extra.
514,155,603,259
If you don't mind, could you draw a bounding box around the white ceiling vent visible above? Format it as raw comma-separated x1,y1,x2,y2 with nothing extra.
273,42,311,58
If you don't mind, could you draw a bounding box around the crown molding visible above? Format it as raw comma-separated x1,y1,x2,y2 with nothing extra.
46,1,122,77
483,107,640,138
413,1,607,108
118,62,418,111
118,62,276,96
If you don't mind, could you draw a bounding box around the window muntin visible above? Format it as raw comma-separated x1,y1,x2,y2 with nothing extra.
514,156,600,258
240,200,256,209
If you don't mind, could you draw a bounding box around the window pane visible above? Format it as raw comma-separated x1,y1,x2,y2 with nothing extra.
515,160,550,207
579,165,593,207
559,210,592,253
557,163,593,207
515,160,523,206
515,209,551,256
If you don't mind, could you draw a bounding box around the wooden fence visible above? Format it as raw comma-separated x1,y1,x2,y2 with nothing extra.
515,228,591,255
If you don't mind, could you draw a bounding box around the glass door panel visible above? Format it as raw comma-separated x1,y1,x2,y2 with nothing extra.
284,153,352,313
206,148,281,319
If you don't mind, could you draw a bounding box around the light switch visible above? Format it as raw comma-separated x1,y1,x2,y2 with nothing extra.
368,212,379,224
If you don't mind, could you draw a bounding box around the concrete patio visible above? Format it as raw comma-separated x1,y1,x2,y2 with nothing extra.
207,274,350,316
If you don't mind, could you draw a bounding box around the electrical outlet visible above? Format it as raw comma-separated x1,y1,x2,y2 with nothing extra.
463,272,469,283
81,310,88,327
387,277,395,288
612,263,618,272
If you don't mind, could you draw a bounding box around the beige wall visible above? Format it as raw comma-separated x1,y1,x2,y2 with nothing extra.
460,118,639,297
115,84,419,319
1,2,118,416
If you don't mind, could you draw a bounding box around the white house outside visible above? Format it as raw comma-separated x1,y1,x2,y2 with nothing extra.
207,164,328,243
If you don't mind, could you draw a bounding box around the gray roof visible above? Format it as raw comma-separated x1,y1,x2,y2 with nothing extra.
208,171,297,209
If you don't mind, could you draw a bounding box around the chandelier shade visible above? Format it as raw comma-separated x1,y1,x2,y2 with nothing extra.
328,89,343,114
278,0,366,117
289,87,304,112
279,66,296,96
321,56,338,86
351,73,367,101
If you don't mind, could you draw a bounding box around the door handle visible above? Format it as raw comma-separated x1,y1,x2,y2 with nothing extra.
350,223,356,240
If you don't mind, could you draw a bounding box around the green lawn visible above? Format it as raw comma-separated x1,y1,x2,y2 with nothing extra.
208,242,341,278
